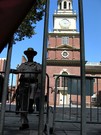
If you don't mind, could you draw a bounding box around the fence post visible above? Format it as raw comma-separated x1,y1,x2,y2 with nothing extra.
0,37,13,135
38,0,50,135
78,0,86,135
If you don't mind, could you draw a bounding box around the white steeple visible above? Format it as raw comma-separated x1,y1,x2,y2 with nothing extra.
51,0,78,34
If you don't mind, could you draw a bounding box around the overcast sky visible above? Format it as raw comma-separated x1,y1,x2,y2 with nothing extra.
0,0,101,69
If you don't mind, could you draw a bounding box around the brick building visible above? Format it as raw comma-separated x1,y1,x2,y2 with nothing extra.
0,58,6,102
46,0,101,106
0,58,6,72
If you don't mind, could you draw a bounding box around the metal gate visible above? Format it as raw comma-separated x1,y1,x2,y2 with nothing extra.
51,74,101,134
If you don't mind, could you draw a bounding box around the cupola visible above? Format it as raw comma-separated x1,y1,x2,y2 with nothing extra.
58,0,72,10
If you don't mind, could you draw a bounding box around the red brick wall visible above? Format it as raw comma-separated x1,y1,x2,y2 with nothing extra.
47,35,81,105
46,66,80,105
48,36,80,60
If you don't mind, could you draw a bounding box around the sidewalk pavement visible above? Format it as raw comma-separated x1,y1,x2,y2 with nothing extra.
4,112,39,135
1,108,101,135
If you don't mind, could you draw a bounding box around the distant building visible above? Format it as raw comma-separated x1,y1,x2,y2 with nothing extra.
46,0,101,106
0,58,6,102
0,58,6,72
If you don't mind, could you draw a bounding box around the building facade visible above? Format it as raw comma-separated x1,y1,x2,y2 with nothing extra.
0,58,6,72
46,0,101,106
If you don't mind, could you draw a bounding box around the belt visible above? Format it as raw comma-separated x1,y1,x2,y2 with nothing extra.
19,78,37,83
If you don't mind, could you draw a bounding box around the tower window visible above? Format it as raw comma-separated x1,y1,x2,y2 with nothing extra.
64,1,67,9
69,2,71,9
62,37,69,45
59,2,62,10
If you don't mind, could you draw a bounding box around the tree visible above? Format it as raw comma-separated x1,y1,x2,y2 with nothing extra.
14,1,46,43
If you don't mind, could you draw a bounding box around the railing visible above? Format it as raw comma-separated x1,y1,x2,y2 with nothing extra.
0,70,50,134
51,74,101,134
0,71,50,112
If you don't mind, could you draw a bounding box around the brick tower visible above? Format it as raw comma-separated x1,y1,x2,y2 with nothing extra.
46,0,80,105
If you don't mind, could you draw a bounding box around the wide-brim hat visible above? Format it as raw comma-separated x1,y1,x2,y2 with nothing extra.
24,48,37,56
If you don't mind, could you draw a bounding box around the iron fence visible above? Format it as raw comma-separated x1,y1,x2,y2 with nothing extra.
0,70,50,134
51,74,101,134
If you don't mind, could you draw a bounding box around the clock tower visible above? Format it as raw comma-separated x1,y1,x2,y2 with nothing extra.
53,0,76,32
46,0,80,105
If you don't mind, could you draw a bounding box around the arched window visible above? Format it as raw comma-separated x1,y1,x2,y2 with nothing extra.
57,77,60,87
69,2,71,9
62,71,68,87
59,2,62,10
64,1,67,9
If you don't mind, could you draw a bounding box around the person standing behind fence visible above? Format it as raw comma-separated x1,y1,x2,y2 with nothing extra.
17,48,41,130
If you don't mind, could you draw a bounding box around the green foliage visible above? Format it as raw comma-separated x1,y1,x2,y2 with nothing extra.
14,1,46,43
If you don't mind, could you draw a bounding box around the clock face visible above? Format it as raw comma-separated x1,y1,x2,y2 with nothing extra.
59,19,70,29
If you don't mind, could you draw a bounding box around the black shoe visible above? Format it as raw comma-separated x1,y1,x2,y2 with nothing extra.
19,124,29,130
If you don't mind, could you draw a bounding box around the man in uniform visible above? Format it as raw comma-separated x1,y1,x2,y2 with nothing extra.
17,48,41,130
